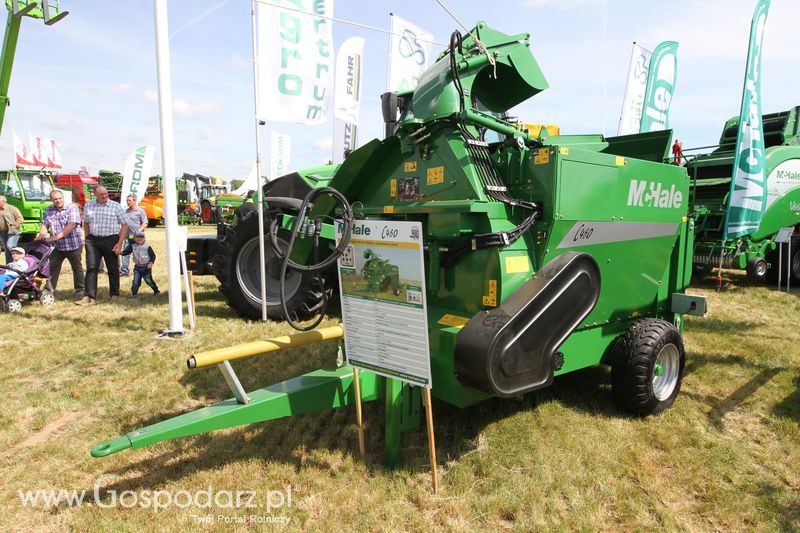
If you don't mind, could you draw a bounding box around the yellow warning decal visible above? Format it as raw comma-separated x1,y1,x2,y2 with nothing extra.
534,149,550,165
427,166,444,185
559,147,570,156
615,156,625,166
505,255,530,274
438,314,469,328
390,179,397,197
384,206,395,214
404,161,417,172
482,279,497,306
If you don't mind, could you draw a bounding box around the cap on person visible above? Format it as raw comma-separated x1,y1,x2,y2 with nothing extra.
134,231,145,238
11,246,25,255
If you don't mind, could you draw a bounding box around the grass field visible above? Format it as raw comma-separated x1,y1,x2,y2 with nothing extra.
0,226,798,531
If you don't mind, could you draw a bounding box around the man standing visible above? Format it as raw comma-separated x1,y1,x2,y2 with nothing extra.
120,195,148,276
77,185,128,305
36,189,84,297
0,194,24,263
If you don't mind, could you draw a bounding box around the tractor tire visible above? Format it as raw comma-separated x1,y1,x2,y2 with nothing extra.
765,236,800,285
612,319,685,416
214,213,330,321
201,201,214,224
745,257,768,282
148,218,161,228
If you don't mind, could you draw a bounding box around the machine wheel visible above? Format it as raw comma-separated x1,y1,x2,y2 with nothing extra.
765,236,800,284
612,319,685,416
746,257,767,281
214,212,331,321
40,291,56,306
5,299,22,313
148,218,161,228
201,201,214,224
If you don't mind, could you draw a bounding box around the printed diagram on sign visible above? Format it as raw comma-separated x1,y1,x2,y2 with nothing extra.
339,245,423,304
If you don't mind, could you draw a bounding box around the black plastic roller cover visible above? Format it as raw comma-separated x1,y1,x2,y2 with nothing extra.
455,252,601,398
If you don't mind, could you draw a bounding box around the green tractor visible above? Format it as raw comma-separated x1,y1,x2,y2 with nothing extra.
0,169,54,237
93,22,706,465
688,107,800,283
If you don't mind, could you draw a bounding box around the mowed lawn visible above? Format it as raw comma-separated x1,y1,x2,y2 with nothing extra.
0,226,798,531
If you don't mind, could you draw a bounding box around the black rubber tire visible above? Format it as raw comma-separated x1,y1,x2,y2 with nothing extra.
765,236,800,285
213,212,330,321
612,319,685,416
746,257,768,282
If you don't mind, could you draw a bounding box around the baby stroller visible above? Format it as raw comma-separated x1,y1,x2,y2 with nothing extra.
0,240,55,312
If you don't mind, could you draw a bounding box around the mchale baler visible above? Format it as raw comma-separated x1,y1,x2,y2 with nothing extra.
92,22,705,466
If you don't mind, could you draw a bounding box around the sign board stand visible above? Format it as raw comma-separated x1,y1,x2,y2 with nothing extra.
353,368,365,457
775,227,794,292
338,219,437,488
423,387,438,492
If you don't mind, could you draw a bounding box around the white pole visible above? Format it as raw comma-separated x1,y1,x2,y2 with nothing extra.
251,0,268,321
153,0,184,334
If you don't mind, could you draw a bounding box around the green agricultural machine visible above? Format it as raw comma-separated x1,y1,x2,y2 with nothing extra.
0,1,68,240
360,249,401,295
93,22,705,466
0,169,54,236
688,107,800,283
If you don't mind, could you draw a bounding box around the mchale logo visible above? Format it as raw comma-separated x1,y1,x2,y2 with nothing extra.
627,179,683,209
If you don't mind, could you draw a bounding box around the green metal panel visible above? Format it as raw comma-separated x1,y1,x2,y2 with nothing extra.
91,366,383,457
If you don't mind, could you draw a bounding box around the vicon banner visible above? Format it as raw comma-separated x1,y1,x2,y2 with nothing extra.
44,137,63,169
333,37,364,163
257,0,334,125
618,43,652,136
270,132,291,179
13,130,33,167
120,146,156,203
387,14,433,92
725,0,771,239
639,41,678,133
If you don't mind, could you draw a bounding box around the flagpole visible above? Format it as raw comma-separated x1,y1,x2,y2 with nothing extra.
153,0,184,335
251,0,268,321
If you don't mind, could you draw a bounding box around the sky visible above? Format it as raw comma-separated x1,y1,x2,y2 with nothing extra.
3,0,798,182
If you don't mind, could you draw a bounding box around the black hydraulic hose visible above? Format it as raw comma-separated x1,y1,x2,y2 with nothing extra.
272,186,354,331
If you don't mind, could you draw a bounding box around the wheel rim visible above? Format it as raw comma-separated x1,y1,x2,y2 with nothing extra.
235,236,303,308
7,300,22,313
202,204,212,222
652,343,680,401
40,292,55,305
756,260,767,277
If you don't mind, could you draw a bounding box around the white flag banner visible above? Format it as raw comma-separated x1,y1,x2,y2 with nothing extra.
13,130,33,167
231,165,259,197
46,137,63,169
617,42,652,136
387,14,433,92
333,37,364,163
270,132,291,178
28,133,46,167
120,145,156,203
257,0,335,125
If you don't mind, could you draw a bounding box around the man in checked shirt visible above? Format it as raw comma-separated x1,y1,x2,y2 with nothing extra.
76,185,128,305
35,189,84,298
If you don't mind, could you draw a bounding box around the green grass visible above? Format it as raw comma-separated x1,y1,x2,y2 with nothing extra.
1,226,798,531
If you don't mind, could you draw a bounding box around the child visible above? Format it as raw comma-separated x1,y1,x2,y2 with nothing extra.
121,231,160,299
0,246,29,290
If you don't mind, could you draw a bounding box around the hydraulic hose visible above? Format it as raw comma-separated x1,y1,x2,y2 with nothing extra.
270,186,354,331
